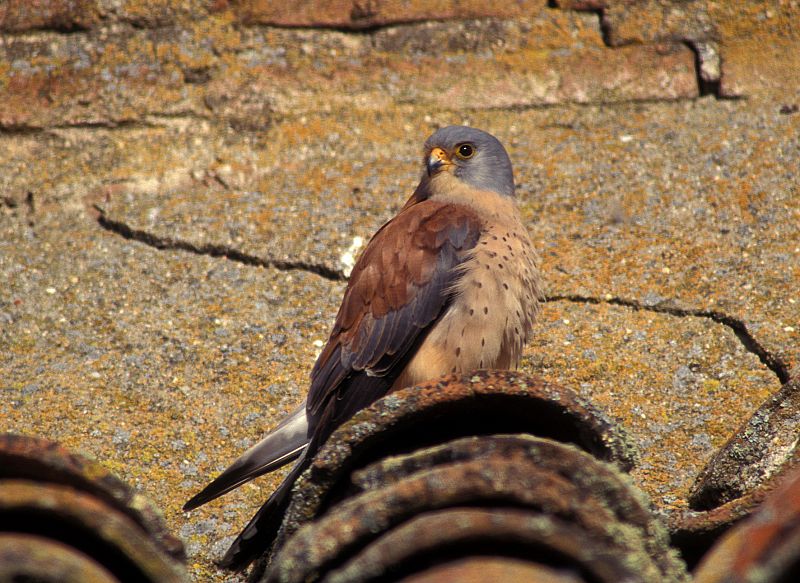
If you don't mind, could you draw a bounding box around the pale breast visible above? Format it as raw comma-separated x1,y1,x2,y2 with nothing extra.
393,206,541,390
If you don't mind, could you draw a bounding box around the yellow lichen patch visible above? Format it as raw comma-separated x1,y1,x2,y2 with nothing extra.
524,299,779,512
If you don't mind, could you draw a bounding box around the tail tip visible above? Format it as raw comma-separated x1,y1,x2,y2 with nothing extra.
219,543,249,571
182,494,204,512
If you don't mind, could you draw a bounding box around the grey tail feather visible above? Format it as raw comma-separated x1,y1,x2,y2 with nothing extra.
183,403,308,512
219,454,307,571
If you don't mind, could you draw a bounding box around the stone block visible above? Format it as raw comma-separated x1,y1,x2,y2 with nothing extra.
719,38,800,98
0,0,100,32
232,0,548,28
603,0,716,46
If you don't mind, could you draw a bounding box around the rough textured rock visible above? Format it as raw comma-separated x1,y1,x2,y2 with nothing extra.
231,0,549,29
2,1,799,581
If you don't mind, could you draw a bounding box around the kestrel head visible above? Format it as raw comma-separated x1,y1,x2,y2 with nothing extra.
423,126,515,198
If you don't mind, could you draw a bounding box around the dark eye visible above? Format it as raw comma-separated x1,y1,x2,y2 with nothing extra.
457,144,475,159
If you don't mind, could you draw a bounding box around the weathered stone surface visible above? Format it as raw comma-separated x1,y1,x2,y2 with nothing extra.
718,38,800,98
232,0,548,28
602,0,716,46
0,26,215,129
0,0,100,32
511,99,799,374
1,1,798,134
689,374,800,510
213,31,695,113
525,299,779,514
97,0,214,28
0,15,696,131
0,214,341,582
0,0,215,32
370,12,605,53
711,0,800,41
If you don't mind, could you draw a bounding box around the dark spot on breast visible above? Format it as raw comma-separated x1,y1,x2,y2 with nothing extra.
451,366,457,373
481,337,485,346
455,346,461,357
492,235,498,240
502,255,508,261
484,306,489,315
503,283,509,290
515,327,519,335
469,308,474,316
502,236,507,242
498,263,504,269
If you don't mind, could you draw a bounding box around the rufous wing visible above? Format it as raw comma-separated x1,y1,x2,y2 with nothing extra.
306,199,483,436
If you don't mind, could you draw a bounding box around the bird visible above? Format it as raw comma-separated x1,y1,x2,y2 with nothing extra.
183,125,543,570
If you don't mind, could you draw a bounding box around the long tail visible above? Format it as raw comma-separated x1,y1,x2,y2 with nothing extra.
219,454,308,570
183,402,308,511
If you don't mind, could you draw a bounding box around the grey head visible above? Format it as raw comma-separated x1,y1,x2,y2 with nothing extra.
424,126,515,197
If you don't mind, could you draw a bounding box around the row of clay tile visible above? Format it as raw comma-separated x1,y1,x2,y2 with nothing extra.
257,371,684,582
0,433,187,582
2,369,799,581
259,370,800,583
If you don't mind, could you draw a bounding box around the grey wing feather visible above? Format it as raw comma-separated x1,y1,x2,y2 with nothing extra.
182,401,309,511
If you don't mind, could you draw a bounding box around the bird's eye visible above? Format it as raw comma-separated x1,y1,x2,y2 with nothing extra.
456,144,475,159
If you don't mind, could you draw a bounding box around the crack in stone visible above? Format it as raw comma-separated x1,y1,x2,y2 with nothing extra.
547,293,790,384
460,95,709,114
1,115,211,135
95,208,345,282
95,205,788,384
0,121,153,135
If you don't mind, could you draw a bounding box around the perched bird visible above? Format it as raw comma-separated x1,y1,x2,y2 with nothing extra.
184,126,543,570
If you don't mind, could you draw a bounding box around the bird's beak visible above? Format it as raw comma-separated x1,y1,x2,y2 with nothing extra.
426,147,451,176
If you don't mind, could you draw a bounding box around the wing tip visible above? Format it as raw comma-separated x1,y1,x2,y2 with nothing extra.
182,474,245,512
